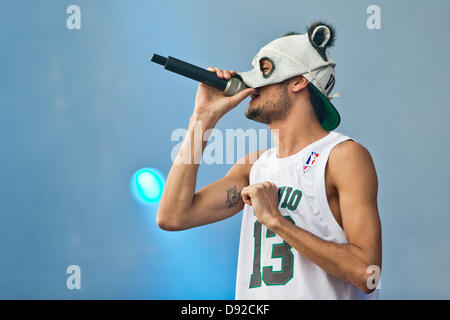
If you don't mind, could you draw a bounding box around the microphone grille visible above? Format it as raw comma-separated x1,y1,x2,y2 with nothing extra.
224,78,249,96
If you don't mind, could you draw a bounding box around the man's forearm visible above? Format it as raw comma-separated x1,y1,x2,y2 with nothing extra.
269,214,375,293
173,115,217,166
157,115,217,228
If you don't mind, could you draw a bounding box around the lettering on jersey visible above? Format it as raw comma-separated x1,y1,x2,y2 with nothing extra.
303,151,319,174
278,186,302,211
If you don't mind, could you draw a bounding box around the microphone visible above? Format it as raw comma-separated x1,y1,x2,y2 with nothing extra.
150,54,249,96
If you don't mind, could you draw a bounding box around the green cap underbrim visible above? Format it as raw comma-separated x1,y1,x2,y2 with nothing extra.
309,84,341,131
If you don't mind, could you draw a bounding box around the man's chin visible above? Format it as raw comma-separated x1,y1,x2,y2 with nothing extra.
244,106,259,120
245,107,270,124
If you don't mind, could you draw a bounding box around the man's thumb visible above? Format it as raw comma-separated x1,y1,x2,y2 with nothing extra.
228,87,255,106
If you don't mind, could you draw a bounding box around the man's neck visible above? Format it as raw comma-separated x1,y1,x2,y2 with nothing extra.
268,106,329,158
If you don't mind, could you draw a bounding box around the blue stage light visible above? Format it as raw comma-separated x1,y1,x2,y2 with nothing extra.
130,168,165,205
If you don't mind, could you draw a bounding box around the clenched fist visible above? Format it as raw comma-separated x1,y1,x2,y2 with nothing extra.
241,181,283,228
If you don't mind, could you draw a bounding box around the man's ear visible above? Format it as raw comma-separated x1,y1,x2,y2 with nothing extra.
291,76,309,93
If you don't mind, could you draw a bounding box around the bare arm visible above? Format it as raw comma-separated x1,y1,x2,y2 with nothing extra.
156,68,257,231
241,141,382,293
158,146,262,231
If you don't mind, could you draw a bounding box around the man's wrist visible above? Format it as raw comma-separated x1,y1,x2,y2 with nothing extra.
190,111,219,129
265,210,289,233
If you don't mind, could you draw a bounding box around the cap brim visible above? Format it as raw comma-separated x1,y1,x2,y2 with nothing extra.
309,84,341,131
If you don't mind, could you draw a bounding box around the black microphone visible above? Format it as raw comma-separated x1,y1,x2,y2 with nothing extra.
150,54,249,96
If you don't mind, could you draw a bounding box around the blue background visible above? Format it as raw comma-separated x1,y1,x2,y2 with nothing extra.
1,0,449,299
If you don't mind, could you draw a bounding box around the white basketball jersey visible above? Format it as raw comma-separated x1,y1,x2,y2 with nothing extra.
235,131,379,300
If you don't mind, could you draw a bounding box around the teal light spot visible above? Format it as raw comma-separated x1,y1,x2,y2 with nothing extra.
130,168,165,205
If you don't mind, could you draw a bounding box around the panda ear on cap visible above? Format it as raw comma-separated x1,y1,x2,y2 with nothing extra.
307,21,336,61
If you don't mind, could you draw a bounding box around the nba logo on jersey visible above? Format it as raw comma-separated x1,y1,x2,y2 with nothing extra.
303,151,319,174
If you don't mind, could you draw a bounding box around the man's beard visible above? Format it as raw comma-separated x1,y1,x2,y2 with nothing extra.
245,85,291,124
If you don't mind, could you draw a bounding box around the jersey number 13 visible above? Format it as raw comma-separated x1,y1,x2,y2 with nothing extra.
249,216,295,288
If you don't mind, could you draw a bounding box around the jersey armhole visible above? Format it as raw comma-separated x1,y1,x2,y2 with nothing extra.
313,137,353,244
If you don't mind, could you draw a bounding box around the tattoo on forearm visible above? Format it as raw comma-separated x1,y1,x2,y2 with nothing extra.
226,185,243,209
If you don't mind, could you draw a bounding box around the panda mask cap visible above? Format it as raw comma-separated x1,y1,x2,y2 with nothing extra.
237,21,341,131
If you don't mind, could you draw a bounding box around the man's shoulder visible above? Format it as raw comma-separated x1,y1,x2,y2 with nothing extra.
227,149,268,179
330,139,372,162
327,139,376,186
236,149,268,166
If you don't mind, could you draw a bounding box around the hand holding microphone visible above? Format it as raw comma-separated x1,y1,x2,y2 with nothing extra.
150,54,255,121
194,67,255,121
